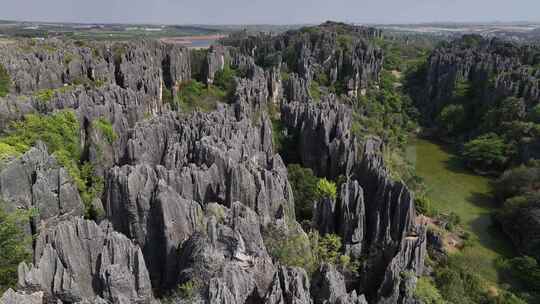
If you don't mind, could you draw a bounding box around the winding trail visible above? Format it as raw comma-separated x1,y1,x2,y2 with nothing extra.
406,137,515,283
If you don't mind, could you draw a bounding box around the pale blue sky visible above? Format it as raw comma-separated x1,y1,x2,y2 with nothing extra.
2,0,539,25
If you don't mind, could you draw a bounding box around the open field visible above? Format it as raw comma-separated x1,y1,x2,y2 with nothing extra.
407,138,515,283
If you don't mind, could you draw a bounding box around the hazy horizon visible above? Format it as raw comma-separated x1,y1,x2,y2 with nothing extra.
1,0,539,25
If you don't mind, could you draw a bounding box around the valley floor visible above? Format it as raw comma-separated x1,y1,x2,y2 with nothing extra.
407,138,515,284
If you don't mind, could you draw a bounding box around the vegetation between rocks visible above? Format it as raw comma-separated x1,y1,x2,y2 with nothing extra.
0,111,103,218
0,64,10,97
0,205,33,293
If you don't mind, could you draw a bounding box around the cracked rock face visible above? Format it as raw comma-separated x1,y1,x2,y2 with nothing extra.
17,217,155,304
0,142,84,235
281,98,358,179
104,108,294,291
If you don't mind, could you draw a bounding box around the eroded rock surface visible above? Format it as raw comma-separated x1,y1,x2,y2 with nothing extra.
18,218,155,304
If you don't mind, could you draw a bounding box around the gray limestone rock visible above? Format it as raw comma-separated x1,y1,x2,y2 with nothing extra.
17,217,155,304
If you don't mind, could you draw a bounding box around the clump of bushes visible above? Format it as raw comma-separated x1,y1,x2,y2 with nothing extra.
175,80,225,113
462,133,510,171
316,178,337,200
436,104,466,135
423,252,528,304
0,205,33,292
162,279,202,303
213,65,237,101
287,164,319,222
263,225,357,276
93,118,118,144
309,80,322,101
0,143,21,162
415,195,437,217
287,165,338,222
263,225,316,272
0,64,10,97
414,277,445,304
34,86,76,104
162,87,174,105
499,256,540,293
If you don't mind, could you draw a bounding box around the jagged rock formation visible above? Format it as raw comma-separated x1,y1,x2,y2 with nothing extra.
0,22,426,304
282,96,425,303
17,218,155,303
223,21,383,99
353,138,426,303
0,142,84,235
177,202,276,303
281,98,358,179
0,289,43,304
311,264,368,304
204,45,227,85
0,40,190,101
418,35,540,121
233,62,271,117
104,108,294,290
264,266,313,304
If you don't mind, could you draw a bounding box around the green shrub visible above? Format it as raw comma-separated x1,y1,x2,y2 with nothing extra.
287,164,319,222
414,277,445,304
213,65,237,101
437,104,466,135
316,178,337,200
309,80,322,101
271,118,286,152
310,232,359,275
34,88,55,103
162,87,174,106
415,195,438,217
263,227,357,276
501,256,540,291
176,80,224,113
493,164,540,202
263,225,316,272
0,205,33,292
0,64,10,97
530,103,540,123
178,280,197,299
163,280,201,303
281,71,291,82
112,44,126,63
190,49,209,82
0,143,21,163
63,53,75,65
430,253,528,304
442,212,461,232
462,133,509,171
337,35,353,52
93,118,118,144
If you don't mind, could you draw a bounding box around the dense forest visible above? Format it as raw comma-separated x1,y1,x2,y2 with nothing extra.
0,21,538,304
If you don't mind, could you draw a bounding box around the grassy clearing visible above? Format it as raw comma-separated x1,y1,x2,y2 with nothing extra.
407,138,514,283
174,80,225,113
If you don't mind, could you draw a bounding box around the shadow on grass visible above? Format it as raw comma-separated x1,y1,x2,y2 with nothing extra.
467,191,495,209
468,213,515,258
